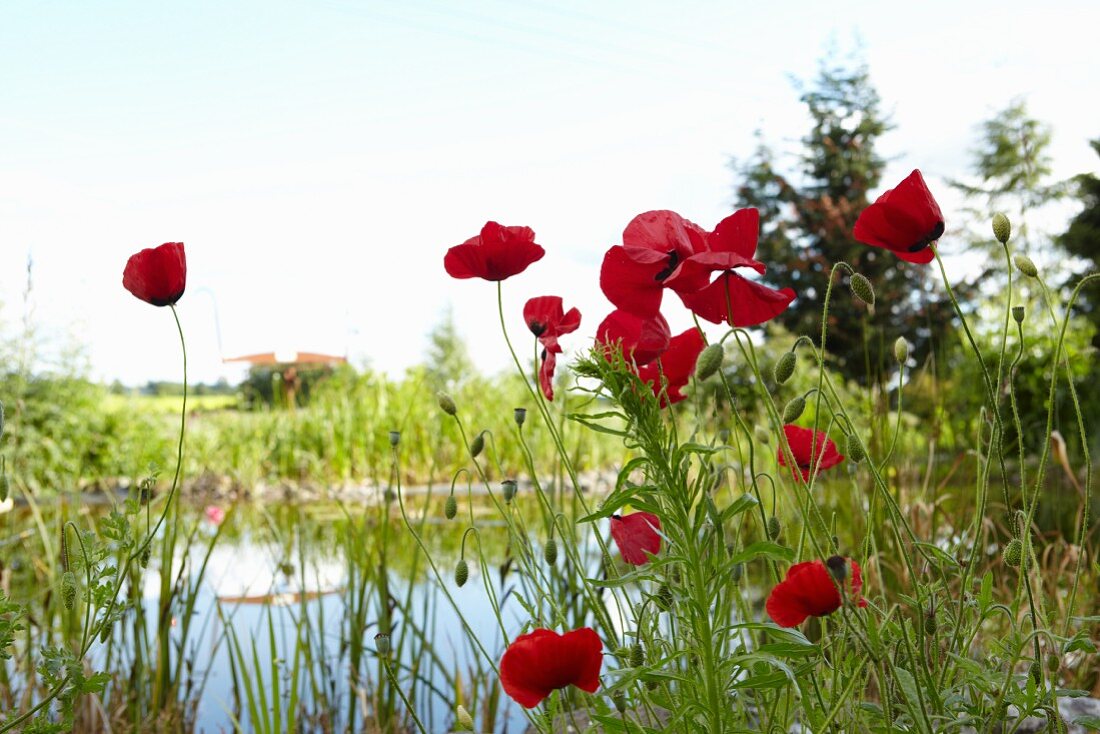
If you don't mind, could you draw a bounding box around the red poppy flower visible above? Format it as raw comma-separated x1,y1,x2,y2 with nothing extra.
678,271,796,327
766,557,867,627
636,329,705,406
524,296,581,353
499,627,603,708
853,169,945,264
778,424,845,482
444,221,545,281
595,309,671,366
609,511,662,565
122,242,187,307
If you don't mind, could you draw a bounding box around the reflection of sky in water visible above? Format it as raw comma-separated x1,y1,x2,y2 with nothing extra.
143,522,534,733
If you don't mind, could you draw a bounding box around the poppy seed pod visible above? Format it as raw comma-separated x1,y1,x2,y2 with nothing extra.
767,516,781,540
694,343,724,382
543,538,558,565
773,350,797,385
469,431,485,458
502,479,518,503
444,494,458,520
782,396,806,423
1014,254,1038,278
850,273,876,306
437,392,457,416
514,407,527,426
374,633,391,655
845,433,866,463
1012,306,1026,324
388,430,400,447
894,337,909,364
454,559,469,587
992,213,1011,245
1003,538,1023,567
456,705,475,731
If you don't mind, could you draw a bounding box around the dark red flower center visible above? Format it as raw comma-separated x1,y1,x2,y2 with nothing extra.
910,221,945,252
825,555,847,581
528,320,547,337
653,250,680,282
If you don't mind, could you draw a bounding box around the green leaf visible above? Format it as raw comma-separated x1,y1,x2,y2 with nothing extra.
729,541,794,565
719,493,759,523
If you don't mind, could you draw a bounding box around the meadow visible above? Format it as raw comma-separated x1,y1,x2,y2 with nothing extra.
1,181,1099,734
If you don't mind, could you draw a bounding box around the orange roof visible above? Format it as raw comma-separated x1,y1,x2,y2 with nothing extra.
222,351,347,366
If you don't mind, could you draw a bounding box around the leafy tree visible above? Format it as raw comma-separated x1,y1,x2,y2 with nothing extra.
733,56,952,382
425,305,474,390
1058,138,1100,347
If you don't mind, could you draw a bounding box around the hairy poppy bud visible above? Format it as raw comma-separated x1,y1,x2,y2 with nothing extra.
454,559,469,587
0,473,8,503
694,343,724,382
139,546,151,568
100,623,110,644
894,337,909,364
754,426,770,445
846,433,866,463
444,495,458,520
731,562,743,584
1012,306,1025,324
924,612,937,636
630,642,645,668
469,431,484,458
1047,653,1060,673
767,516,781,540
773,351,797,385
388,430,400,447
61,572,77,610
513,407,526,426
0,401,4,437
1003,538,1023,567
437,392,457,416
544,538,558,565
782,396,806,423
992,213,1011,245
612,690,628,714
502,479,517,503
374,632,391,655
1014,254,1038,278
850,273,876,306
456,705,475,731
655,584,674,610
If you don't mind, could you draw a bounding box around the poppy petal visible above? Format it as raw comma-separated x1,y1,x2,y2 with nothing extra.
500,628,603,708
610,512,662,565
636,329,705,406
766,559,864,628
621,210,708,264
678,272,795,327
778,424,845,482
853,170,944,262
444,222,545,281
538,350,556,401
596,310,671,367
599,246,667,318
708,207,761,259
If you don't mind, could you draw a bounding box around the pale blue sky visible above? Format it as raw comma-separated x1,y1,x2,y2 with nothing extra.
2,0,1097,384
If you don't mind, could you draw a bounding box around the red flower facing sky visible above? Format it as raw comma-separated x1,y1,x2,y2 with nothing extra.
766,557,867,628
853,169,945,264
595,309,671,367
778,424,845,482
499,627,602,708
122,242,187,307
609,511,662,565
444,221,545,281
636,329,705,406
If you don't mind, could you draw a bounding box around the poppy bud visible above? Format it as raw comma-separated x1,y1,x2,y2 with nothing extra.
1047,653,1060,673
731,562,743,584
61,571,77,610
773,351,797,385
0,473,8,503
455,559,469,587
437,392,457,416
924,612,937,636
655,584,674,610
1012,306,1025,324
1003,538,1023,567
850,273,876,306
767,516,781,540
456,705,475,731
694,343,724,382
846,434,866,463
0,401,4,437
630,642,645,668
1029,662,1042,685
543,538,558,565
782,396,806,423
388,430,401,447
1013,254,1038,278
894,337,909,364
374,632,391,655
612,690,628,714
469,431,485,458
502,479,517,503
825,555,847,583
384,488,395,504
514,407,526,426
100,624,110,644
444,494,458,520
139,546,151,568
992,213,1011,245
754,426,770,444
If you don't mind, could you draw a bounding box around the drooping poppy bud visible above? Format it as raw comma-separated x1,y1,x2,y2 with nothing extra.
754,426,770,445
1002,538,1023,567
62,571,77,610
845,434,866,464
1014,254,1038,278
992,213,1012,245
455,559,469,587
655,584,674,610
694,343,724,381
543,538,558,565
444,495,458,520
456,706,475,731
767,516,781,540
437,392,457,416
849,273,876,306
773,351,797,385
502,479,517,503
782,396,806,423
469,431,485,458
